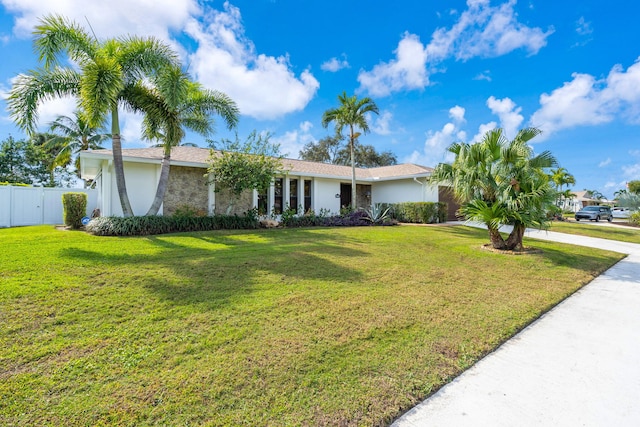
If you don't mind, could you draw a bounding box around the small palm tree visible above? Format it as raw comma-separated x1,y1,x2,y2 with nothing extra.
8,14,178,216
126,66,239,215
322,92,379,209
46,111,110,186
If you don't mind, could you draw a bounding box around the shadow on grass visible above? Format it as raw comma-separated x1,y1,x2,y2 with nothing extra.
60,228,367,309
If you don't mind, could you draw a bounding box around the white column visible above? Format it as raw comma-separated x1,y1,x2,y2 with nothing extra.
208,181,216,215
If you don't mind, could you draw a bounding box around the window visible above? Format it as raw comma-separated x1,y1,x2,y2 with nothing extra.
274,178,283,214
289,179,298,211
304,179,312,212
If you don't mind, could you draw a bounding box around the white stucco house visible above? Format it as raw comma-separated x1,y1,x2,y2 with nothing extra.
80,146,455,218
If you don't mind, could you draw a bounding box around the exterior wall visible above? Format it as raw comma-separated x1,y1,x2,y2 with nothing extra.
163,165,209,216
213,187,254,215
313,178,341,214
105,162,160,216
356,184,372,210
371,179,438,205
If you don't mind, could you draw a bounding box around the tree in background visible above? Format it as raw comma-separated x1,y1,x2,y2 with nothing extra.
126,65,238,215
207,131,283,214
549,167,575,208
8,14,179,216
46,111,110,185
585,189,605,201
0,135,74,186
627,180,640,194
322,92,379,209
300,135,397,168
429,127,556,250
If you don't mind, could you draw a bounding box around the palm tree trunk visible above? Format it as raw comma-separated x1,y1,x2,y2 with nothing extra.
350,126,357,210
111,107,134,216
505,224,525,251
146,153,171,215
489,227,507,250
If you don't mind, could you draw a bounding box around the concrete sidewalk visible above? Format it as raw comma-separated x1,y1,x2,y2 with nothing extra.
392,228,640,426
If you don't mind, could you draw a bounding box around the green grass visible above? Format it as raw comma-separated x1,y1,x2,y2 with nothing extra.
549,220,640,243
0,225,624,426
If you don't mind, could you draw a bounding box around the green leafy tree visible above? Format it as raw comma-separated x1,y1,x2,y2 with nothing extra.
430,127,556,250
126,65,239,215
627,180,640,194
300,135,397,168
299,135,344,164
549,167,575,207
7,14,179,216
46,111,110,186
207,131,283,214
0,135,73,186
322,91,379,208
585,189,605,201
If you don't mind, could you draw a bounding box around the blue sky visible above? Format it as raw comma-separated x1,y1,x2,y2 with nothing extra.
1,0,639,197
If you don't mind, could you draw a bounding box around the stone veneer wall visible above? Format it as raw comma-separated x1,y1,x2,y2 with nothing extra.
356,184,372,210
163,166,209,216
214,187,254,215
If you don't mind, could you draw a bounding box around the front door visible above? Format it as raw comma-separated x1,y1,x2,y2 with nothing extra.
340,183,351,209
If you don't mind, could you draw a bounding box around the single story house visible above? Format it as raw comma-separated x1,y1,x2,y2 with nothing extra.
558,190,613,212
80,146,456,218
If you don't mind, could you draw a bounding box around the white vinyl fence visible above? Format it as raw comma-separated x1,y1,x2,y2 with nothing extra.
0,186,98,228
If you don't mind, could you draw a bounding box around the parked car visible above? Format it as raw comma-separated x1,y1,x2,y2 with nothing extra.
612,207,632,219
575,205,613,222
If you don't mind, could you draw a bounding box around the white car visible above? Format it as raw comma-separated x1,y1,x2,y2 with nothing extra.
612,207,632,218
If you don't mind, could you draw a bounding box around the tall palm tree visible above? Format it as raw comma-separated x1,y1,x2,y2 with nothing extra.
549,167,575,208
125,66,239,215
8,14,178,216
46,111,111,186
430,127,556,250
322,91,379,209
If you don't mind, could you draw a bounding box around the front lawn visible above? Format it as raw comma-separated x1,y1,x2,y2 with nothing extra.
549,220,640,243
0,225,623,426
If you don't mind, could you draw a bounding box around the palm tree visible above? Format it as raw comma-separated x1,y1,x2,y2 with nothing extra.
125,66,239,215
322,91,379,209
7,14,178,216
46,111,111,186
430,127,556,250
549,167,575,209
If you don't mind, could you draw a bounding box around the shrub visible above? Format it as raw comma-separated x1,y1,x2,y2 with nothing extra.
62,192,87,229
390,202,447,224
86,213,259,236
629,211,640,226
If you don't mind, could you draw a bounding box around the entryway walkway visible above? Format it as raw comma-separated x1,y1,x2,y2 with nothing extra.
392,228,640,426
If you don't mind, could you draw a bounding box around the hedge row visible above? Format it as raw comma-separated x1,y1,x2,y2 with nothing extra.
386,202,448,224
86,214,259,236
281,210,375,228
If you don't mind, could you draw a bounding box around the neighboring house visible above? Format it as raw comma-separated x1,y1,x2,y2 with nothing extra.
560,190,612,212
80,146,453,218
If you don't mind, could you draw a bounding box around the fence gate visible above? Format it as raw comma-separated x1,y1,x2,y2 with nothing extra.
0,186,98,228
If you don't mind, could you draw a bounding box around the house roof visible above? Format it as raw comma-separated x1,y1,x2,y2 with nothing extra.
80,146,433,181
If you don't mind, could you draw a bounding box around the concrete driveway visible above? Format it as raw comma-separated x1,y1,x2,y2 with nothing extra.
391,228,640,427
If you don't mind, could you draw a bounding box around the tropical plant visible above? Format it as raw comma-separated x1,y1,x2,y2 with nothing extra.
586,189,605,201
207,131,283,214
628,180,640,195
429,127,557,250
322,91,379,208
299,135,397,167
126,65,239,215
7,14,179,216
549,167,575,208
46,111,110,185
62,192,87,229
364,203,391,224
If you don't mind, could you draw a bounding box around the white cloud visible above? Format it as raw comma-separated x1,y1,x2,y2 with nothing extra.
357,32,428,97
474,70,492,81
186,3,319,120
321,55,349,72
530,58,640,138
622,164,640,179
271,121,316,159
576,16,593,36
2,0,199,41
486,96,523,139
426,0,553,61
372,110,393,135
406,105,467,166
358,0,552,96
598,158,611,167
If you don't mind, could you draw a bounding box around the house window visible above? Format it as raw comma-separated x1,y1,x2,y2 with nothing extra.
274,178,283,214
304,179,312,213
257,189,268,215
289,179,298,211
